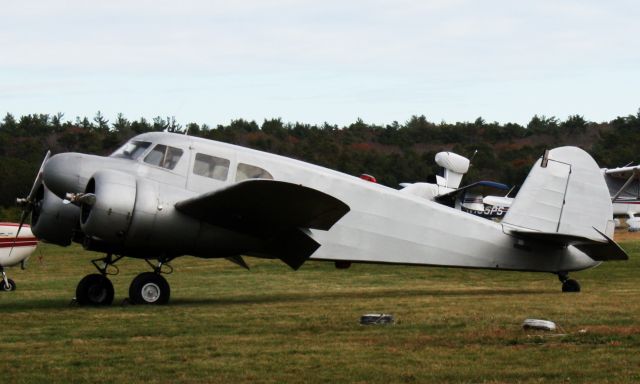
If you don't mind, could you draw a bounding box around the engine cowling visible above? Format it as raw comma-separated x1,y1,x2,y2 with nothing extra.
80,170,137,244
78,170,253,258
31,185,80,246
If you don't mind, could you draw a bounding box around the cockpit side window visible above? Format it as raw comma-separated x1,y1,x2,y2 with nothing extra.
236,163,273,182
110,141,151,160
144,144,183,170
193,153,230,181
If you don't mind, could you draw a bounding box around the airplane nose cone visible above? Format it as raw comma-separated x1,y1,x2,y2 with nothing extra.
43,153,84,198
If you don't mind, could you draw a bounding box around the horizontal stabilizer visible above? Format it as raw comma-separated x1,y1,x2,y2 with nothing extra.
574,228,629,261
508,227,628,261
175,180,350,233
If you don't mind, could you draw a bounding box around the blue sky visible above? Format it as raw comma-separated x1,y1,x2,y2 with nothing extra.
1,0,639,126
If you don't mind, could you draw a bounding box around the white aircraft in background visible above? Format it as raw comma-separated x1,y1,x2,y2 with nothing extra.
0,223,38,291
456,190,513,219
403,152,640,233
13,133,627,305
400,151,472,199
400,151,513,219
603,165,640,231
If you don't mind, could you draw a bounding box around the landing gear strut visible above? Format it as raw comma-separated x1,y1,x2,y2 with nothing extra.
0,269,16,292
558,272,581,293
75,254,173,306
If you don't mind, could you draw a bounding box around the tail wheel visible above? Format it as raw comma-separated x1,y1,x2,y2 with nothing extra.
0,278,16,292
129,272,170,305
561,279,581,293
76,274,114,305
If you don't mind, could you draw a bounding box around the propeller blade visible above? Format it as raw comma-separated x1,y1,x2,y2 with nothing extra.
14,209,29,238
15,150,51,233
10,150,50,258
27,150,51,202
7,220,27,260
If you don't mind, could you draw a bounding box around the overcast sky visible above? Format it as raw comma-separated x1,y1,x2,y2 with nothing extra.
1,0,638,127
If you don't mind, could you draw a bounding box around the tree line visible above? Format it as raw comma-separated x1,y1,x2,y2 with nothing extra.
1,110,640,219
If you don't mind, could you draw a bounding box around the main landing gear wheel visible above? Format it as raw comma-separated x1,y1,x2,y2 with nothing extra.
76,274,115,306
0,278,16,292
129,272,170,305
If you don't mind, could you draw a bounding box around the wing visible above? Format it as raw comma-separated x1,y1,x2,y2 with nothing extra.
175,180,350,269
604,165,640,179
603,165,640,202
175,179,350,232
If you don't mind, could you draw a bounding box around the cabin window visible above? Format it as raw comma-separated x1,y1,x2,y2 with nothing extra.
144,144,183,170
110,141,151,160
236,163,273,181
193,153,230,181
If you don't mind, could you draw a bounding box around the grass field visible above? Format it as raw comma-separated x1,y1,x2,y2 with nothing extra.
1,235,639,383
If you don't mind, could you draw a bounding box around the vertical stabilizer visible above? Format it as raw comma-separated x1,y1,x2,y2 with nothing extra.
503,147,614,240
434,152,470,189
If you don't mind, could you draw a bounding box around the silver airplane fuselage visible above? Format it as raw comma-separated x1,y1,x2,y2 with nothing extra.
37,132,598,273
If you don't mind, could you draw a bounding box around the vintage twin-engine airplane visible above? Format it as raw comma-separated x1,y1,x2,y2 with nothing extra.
16,132,628,305
0,223,37,291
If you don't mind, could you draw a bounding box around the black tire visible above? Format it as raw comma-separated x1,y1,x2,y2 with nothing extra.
0,278,16,292
76,274,114,306
129,272,170,305
562,279,581,293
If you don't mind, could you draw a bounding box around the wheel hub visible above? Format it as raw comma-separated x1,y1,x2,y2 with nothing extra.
88,284,107,303
141,282,161,303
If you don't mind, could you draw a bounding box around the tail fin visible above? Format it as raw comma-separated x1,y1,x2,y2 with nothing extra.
434,152,470,189
503,147,615,241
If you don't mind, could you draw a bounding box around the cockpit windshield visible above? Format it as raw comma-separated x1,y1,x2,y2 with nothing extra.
144,144,184,170
110,141,152,160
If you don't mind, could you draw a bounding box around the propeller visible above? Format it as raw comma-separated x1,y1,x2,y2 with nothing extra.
16,151,51,232
9,151,51,259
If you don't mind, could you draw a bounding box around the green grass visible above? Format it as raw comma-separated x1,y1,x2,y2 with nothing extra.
1,240,640,383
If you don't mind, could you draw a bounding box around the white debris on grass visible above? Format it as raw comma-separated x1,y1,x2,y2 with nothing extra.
522,319,557,331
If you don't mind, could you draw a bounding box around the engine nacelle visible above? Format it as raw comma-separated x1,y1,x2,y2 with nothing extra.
31,185,80,246
80,170,137,244
78,170,257,258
